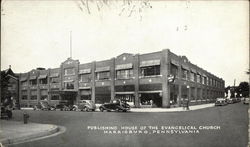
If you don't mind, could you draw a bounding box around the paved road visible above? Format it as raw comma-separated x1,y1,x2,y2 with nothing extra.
9,103,248,147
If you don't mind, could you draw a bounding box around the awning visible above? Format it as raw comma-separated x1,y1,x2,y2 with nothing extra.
38,74,47,79
115,91,135,94
79,86,91,90
140,60,161,67
190,68,196,73
20,77,27,81
115,63,133,70
170,59,180,66
197,71,202,75
48,90,77,95
95,66,110,72
80,89,91,95
181,65,189,70
202,74,207,77
63,80,74,83
49,73,59,78
79,68,91,74
138,90,162,93
29,76,37,80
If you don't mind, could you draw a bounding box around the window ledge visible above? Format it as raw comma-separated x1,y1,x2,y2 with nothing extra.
139,75,162,79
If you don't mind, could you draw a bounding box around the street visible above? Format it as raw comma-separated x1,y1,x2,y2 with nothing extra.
8,103,248,147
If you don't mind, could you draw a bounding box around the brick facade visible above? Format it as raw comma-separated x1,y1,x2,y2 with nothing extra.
19,49,225,108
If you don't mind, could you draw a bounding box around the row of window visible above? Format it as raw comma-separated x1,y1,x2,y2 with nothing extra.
170,64,224,88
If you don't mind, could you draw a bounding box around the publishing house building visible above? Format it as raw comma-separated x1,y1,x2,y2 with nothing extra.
19,49,225,108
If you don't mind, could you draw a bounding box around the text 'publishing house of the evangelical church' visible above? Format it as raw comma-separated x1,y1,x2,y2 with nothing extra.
19,49,225,108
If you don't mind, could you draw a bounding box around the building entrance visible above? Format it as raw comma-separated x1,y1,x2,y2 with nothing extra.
140,93,162,107
60,91,77,105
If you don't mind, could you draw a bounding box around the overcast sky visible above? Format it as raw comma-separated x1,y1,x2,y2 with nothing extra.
1,0,249,86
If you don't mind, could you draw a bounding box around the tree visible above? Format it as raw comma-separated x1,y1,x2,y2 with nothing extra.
236,82,249,97
1,71,11,103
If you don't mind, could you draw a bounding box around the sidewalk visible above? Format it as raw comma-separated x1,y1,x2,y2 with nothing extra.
130,103,214,112
0,120,59,146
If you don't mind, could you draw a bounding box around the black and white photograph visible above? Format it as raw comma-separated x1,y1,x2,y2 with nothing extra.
0,0,249,147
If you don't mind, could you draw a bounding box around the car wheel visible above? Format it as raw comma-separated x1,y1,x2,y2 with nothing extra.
99,107,104,112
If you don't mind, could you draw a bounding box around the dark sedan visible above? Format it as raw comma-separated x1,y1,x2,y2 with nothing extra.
99,99,130,112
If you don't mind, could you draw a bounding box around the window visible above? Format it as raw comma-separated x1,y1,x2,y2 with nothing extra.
170,64,178,77
21,95,28,100
140,65,160,77
39,78,47,84
64,82,74,89
51,95,59,100
30,96,37,100
197,74,201,83
80,74,92,82
116,69,133,79
40,95,47,100
202,77,205,85
80,95,91,100
50,77,60,83
21,81,28,86
190,72,195,82
96,71,110,80
30,79,37,85
181,68,188,80
64,68,75,76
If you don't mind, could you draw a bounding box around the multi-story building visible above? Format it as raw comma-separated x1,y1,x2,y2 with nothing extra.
19,49,225,108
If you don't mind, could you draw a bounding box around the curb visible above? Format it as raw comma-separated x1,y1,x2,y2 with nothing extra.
0,125,59,145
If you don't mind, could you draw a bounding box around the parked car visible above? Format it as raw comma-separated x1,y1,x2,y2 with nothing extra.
56,100,74,111
73,100,96,112
33,101,56,111
99,99,130,112
226,98,233,104
215,98,227,106
243,97,249,104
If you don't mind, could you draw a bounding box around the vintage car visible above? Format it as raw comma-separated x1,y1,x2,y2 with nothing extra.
99,99,130,112
225,98,233,104
243,97,249,104
56,100,74,111
33,101,56,111
73,100,96,112
215,98,227,106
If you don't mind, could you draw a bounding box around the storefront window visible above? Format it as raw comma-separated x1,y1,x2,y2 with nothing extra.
140,65,160,77
96,71,110,80
116,69,133,79
64,68,75,76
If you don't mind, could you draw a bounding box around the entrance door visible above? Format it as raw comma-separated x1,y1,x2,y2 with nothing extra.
61,92,77,105
140,93,162,107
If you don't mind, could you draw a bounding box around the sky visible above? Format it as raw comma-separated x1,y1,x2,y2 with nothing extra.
1,0,249,87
